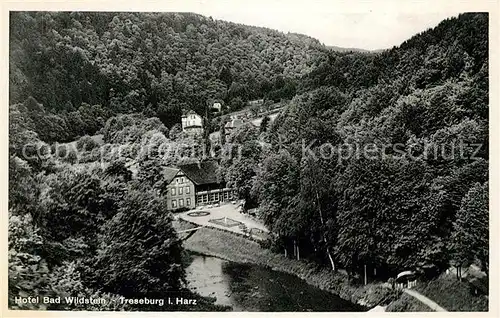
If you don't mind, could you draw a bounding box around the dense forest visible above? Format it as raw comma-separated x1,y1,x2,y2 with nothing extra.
221,12,489,279
10,11,323,141
9,11,488,310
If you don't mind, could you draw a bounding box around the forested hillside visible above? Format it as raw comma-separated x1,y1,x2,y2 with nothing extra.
10,11,325,141
222,13,489,279
9,112,227,310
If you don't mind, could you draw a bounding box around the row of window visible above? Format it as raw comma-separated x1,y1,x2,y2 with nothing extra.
172,198,191,208
176,177,185,184
196,191,232,204
171,186,190,196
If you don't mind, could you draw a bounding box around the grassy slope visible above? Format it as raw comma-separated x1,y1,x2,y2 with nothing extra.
386,293,432,312
414,274,488,311
386,274,488,312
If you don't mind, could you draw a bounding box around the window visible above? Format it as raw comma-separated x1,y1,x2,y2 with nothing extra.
179,187,183,195
171,188,176,196
179,199,184,207
186,198,191,206
185,186,190,194
181,177,184,183
172,200,177,208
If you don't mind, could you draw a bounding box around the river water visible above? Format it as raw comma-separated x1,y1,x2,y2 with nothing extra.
186,254,365,312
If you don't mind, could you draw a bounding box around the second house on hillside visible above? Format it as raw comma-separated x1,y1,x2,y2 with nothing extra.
224,118,244,138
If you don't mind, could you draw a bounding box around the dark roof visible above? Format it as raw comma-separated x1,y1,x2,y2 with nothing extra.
182,110,199,117
179,161,220,185
163,167,180,184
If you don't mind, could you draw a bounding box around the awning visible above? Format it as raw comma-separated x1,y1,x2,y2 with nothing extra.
396,270,416,279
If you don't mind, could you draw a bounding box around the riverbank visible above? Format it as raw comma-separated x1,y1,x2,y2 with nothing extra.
175,220,396,310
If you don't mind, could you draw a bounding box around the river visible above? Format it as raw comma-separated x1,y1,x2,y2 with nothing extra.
186,254,365,312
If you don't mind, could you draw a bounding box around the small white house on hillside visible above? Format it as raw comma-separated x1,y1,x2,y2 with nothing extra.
212,102,222,112
181,111,203,135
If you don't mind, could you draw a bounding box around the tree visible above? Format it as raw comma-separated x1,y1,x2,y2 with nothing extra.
450,182,489,278
229,96,245,112
37,169,113,263
260,116,270,133
218,65,233,86
169,123,183,140
222,123,261,205
300,158,338,271
254,150,299,227
9,156,43,213
8,212,128,311
8,212,51,309
90,188,186,298
24,96,45,113
250,104,260,117
104,160,133,182
76,135,100,151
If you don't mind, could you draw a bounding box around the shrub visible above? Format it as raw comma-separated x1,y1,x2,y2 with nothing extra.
76,135,99,151
171,207,190,213
63,148,79,164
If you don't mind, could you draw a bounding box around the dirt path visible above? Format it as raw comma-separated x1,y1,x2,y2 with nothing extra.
404,289,447,312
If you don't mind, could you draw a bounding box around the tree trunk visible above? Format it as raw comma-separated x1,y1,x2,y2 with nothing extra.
315,190,335,271
297,242,300,260
364,264,367,286
326,247,335,271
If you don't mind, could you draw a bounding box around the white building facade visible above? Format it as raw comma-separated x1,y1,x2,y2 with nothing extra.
181,111,203,135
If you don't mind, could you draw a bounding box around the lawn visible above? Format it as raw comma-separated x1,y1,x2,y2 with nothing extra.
387,273,488,312
414,274,488,311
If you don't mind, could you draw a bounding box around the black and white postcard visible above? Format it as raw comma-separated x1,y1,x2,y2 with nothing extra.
2,0,498,316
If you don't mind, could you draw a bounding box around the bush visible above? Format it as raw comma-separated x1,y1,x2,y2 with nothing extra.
79,149,101,163
258,238,272,249
76,135,99,151
63,148,79,164
171,207,191,213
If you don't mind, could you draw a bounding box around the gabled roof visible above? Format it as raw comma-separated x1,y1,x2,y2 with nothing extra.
179,161,220,185
182,110,200,117
163,167,181,184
